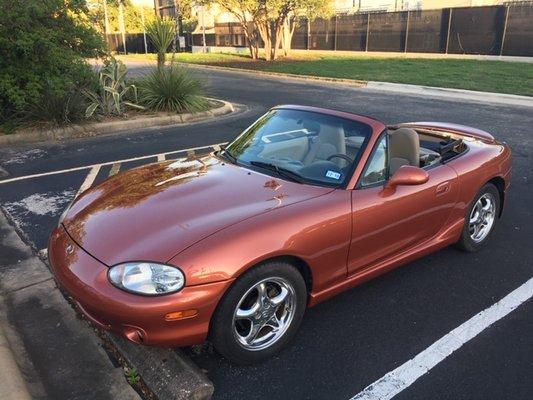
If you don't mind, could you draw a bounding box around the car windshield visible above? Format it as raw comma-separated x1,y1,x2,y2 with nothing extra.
223,109,372,187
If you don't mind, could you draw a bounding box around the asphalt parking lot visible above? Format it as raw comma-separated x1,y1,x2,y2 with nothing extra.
1,66,532,400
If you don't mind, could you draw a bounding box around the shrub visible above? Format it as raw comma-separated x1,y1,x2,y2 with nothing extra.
84,57,143,118
137,67,208,113
24,84,92,125
145,18,176,68
0,0,105,126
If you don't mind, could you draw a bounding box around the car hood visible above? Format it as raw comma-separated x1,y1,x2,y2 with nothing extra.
63,155,332,266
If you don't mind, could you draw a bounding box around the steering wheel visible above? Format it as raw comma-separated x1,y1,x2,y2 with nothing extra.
327,154,353,164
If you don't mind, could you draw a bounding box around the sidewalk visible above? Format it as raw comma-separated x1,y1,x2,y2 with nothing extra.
0,324,30,400
0,211,140,400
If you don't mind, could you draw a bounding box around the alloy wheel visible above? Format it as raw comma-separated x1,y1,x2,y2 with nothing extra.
232,277,296,351
469,193,496,243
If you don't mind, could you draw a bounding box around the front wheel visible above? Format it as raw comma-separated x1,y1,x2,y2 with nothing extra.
210,261,307,364
456,183,500,252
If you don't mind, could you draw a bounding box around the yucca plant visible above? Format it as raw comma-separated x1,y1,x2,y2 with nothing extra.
145,17,175,68
84,57,143,118
137,67,208,113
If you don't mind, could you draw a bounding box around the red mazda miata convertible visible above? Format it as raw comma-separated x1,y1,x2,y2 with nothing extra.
49,105,512,364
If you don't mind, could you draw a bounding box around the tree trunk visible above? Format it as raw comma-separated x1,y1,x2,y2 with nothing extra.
171,0,180,65
257,20,273,61
281,17,296,57
157,52,165,68
272,20,284,60
242,23,259,60
118,0,127,54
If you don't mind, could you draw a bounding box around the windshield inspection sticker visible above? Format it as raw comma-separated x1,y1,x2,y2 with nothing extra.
325,170,341,180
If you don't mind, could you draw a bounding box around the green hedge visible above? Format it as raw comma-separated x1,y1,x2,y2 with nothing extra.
0,0,105,127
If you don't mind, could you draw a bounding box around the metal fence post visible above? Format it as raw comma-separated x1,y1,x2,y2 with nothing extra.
141,6,148,54
307,18,310,50
365,13,370,51
404,10,410,53
445,8,453,54
334,15,338,51
500,5,510,56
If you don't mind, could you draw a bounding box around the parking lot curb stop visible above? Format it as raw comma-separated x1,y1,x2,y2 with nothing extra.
109,334,214,400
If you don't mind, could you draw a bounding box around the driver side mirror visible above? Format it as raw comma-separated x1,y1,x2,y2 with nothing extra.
384,165,429,190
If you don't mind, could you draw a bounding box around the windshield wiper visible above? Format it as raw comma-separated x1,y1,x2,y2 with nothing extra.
249,161,305,184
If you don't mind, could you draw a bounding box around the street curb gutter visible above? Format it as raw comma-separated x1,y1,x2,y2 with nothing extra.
0,98,233,148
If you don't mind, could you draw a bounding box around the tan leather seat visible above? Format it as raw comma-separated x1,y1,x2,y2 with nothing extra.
303,124,346,167
388,128,420,174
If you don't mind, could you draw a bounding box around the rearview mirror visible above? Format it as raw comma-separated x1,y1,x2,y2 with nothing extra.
385,166,429,190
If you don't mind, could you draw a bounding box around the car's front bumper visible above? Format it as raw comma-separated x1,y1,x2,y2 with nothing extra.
48,225,232,347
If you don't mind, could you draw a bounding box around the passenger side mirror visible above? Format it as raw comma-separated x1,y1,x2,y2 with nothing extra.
385,166,429,190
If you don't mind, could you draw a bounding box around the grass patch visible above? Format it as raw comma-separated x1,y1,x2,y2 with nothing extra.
118,52,533,96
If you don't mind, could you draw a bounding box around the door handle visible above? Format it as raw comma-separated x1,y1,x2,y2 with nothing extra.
436,182,450,196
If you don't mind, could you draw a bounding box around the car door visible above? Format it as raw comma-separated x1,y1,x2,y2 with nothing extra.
347,133,459,274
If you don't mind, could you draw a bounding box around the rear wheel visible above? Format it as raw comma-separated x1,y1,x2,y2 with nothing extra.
456,183,500,252
210,261,307,364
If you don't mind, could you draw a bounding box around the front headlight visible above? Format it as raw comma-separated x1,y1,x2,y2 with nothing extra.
108,262,185,296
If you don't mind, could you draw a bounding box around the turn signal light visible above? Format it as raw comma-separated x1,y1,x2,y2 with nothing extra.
164,309,198,321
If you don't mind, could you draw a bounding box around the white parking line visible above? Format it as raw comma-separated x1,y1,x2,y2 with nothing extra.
350,277,533,400
109,163,121,176
157,154,166,161
76,166,100,198
0,142,226,185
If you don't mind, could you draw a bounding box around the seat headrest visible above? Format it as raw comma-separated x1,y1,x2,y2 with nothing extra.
389,128,420,169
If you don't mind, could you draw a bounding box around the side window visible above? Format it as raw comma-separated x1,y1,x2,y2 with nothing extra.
361,134,388,187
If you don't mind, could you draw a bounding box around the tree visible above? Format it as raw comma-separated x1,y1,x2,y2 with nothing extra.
0,0,105,124
87,0,156,34
280,0,333,57
207,0,333,61
207,0,262,60
118,0,127,53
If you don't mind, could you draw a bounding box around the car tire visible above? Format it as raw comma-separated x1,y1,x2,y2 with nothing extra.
455,183,500,252
210,260,307,365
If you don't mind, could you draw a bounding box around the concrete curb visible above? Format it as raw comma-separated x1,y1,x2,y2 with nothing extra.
364,81,533,108
0,98,234,148
110,335,214,400
176,62,533,108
